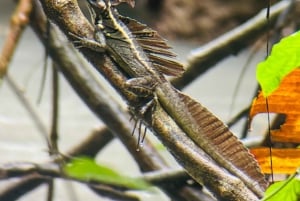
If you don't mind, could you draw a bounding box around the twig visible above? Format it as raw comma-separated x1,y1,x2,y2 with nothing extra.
47,180,54,201
0,162,141,201
5,74,51,148
37,19,50,104
241,0,296,139
0,174,47,201
47,62,60,201
0,127,113,201
31,0,168,171
89,186,140,201
0,162,197,201
0,161,186,187
29,1,207,200
227,106,250,128
150,105,259,200
38,0,263,199
49,62,59,154
0,0,32,78
66,127,114,157
171,0,292,89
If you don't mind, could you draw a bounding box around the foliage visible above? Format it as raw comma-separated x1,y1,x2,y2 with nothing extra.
256,31,300,97
251,28,300,201
250,53,300,174
64,157,150,190
262,174,300,201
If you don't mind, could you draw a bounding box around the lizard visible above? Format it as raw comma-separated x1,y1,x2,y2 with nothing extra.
70,0,268,197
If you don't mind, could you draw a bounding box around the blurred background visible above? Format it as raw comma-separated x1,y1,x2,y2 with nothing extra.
0,0,274,200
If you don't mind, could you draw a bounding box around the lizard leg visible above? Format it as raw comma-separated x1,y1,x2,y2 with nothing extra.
126,76,158,148
125,76,157,116
125,76,157,97
68,32,106,53
129,99,156,149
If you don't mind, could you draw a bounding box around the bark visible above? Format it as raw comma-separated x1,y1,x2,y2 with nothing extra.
37,0,261,200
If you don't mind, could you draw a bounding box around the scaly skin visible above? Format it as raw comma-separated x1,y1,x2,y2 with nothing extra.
71,0,268,197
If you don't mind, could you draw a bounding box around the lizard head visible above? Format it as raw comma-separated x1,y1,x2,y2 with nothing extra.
88,0,135,9
88,0,107,11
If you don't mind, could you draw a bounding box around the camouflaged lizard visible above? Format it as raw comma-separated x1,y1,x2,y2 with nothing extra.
70,0,268,197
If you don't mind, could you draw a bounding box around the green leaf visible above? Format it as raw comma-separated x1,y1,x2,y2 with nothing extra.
257,31,300,97
262,176,300,201
63,156,150,190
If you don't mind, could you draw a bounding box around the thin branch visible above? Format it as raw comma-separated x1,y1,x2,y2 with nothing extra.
0,0,32,78
89,186,140,201
0,174,47,201
66,127,114,157
47,180,54,201
4,0,265,200
37,19,50,104
171,0,293,89
0,161,188,188
47,62,60,201
0,162,141,201
49,62,59,154
5,74,51,148
227,106,250,128
37,0,262,199
31,0,167,171
241,0,296,139
0,127,114,201
28,1,207,201
0,162,194,201
150,105,259,201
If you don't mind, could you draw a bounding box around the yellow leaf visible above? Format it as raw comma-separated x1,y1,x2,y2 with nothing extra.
250,68,300,143
250,148,300,174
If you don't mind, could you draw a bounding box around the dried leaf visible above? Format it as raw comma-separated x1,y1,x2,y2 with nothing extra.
250,148,300,174
250,68,300,143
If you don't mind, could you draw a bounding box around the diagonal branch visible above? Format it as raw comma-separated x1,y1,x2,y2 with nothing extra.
171,0,293,89
5,74,51,147
37,0,262,200
0,127,114,201
13,1,210,201
0,0,32,78
0,161,188,186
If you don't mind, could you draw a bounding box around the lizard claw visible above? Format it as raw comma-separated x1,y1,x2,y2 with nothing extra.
68,32,106,52
68,32,86,48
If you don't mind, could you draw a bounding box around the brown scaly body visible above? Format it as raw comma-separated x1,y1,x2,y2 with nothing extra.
72,0,268,197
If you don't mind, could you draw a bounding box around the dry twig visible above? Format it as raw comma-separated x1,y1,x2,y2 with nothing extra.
0,1,209,200
172,0,293,89
37,0,262,199
0,0,32,77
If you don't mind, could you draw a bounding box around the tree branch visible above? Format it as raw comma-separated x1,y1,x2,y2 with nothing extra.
0,127,114,201
171,0,293,89
36,0,262,200
17,1,210,200
5,74,51,147
0,0,32,78
0,162,141,201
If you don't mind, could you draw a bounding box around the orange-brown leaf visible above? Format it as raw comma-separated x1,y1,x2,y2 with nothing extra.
250,68,300,143
250,148,300,174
